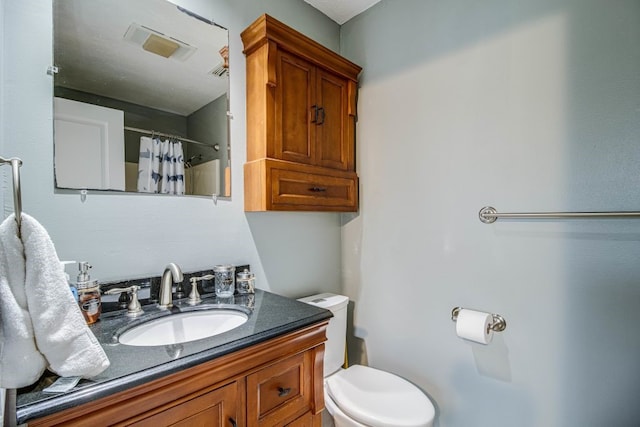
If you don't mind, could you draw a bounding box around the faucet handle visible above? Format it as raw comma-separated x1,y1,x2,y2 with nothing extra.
105,285,144,317
187,274,214,305
188,278,201,305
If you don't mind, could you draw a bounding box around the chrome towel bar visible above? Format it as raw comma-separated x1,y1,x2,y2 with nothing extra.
0,157,21,427
479,206,640,224
0,156,23,234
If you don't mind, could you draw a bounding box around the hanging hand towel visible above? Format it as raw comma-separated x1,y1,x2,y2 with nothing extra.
0,214,110,388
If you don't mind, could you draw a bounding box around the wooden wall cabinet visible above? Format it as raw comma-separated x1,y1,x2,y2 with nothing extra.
27,322,328,427
242,14,362,212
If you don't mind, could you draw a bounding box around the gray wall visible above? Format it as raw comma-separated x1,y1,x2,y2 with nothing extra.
187,93,227,187
340,1,640,426
0,0,342,299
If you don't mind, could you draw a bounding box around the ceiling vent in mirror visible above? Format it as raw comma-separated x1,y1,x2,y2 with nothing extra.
210,63,228,77
123,23,196,61
210,45,229,77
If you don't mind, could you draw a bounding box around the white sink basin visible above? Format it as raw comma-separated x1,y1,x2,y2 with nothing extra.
118,309,249,346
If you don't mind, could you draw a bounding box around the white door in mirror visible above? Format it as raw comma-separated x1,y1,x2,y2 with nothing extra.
119,310,248,346
54,97,125,191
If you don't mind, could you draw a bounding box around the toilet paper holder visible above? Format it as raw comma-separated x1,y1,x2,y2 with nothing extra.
451,307,507,332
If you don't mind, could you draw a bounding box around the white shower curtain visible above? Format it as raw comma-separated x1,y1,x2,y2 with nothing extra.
137,136,160,193
160,139,185,195
137,136,185,195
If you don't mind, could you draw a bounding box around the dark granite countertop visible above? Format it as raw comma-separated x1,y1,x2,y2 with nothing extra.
16,289,331,424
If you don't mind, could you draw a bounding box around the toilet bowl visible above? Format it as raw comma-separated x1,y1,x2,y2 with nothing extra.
299,293,435,427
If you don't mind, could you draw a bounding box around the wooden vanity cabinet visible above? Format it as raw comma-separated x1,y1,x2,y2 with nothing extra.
27,322,328,427
242,14,361,212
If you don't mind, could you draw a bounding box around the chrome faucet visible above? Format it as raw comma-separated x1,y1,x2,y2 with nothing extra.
158,263,183,309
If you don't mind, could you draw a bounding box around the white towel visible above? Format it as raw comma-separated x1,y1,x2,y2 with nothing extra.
0,213,109,388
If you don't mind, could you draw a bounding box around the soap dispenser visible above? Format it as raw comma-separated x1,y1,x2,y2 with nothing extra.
60,260,77,301
76,262,101,324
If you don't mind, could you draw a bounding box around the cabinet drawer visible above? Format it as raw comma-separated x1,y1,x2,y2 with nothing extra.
272,168,356,210
245,159,358,212
247,352,313,426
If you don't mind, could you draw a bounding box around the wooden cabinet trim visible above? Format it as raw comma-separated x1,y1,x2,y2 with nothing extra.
241,14,361,82
311,345,325,415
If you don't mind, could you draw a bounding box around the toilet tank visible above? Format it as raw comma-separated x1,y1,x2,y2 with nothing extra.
298,293,349,376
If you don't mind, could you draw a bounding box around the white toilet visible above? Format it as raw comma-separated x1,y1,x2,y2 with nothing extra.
299,293,435,427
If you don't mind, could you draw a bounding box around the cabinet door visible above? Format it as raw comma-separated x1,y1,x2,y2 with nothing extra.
125,382,238,427
275,51,316,165
315,69,352,171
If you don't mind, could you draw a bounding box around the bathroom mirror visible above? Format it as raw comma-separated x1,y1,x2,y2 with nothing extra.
53,0,230,197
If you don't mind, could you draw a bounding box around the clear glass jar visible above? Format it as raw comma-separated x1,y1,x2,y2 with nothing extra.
236,269,255,294
213,265,235,298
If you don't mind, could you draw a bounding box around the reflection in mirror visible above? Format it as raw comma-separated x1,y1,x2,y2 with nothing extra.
53,0,230,197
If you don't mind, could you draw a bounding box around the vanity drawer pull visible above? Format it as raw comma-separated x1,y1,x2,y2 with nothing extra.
308,186,327,192
278,386,292,397
229,417,237,427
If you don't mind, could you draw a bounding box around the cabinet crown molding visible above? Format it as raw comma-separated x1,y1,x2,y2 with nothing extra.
241,14,361,82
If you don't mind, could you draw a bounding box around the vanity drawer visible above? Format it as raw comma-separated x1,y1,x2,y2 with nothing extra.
247,351,313,426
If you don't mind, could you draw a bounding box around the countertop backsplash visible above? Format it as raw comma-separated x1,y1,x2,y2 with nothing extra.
100,265,250,312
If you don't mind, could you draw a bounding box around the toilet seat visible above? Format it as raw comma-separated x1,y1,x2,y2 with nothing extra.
326,365,435,427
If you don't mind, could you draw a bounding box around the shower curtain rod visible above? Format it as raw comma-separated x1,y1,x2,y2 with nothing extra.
124,126,220,151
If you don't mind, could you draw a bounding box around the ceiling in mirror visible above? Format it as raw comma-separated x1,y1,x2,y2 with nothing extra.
53,0,230,197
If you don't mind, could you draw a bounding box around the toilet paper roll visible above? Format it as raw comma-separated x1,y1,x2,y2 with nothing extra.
455,309,493,344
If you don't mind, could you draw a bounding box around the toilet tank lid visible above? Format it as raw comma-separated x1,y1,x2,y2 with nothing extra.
298,293,349,311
